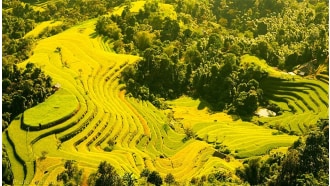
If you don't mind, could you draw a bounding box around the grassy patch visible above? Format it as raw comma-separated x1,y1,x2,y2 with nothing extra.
193,121,298,158
166,96,233,129
112,1,146,15
111,1,176,20
240,54,303,79
23,88,79,128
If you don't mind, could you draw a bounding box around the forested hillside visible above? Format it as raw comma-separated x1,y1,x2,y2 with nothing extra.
2,0,328,185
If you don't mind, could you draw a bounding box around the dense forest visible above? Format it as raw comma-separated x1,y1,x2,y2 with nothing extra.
2,0,328,185
111,0,329,115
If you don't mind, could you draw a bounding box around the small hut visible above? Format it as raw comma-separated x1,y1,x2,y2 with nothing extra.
52,83,61,91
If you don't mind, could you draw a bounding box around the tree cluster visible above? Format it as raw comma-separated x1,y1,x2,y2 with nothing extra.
209,0,328,69
57,160,84,186
87,161,137,186
113,0,327,115
272,120,329,185
2,63,53,130
236,119,329,185
95,1,271,114
2,145,14,185
86,163,178,186
2,0,128,63
190,170,238,185
140,168,169,186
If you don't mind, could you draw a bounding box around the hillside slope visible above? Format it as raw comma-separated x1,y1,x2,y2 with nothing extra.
5,17,248,185
3,1,328,185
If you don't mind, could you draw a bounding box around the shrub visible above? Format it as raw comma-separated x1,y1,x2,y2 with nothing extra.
207,174,215,183
190,177,198,185
88,161,123,186
164,173,175,185
147,171,163,186
104,146,113,152
182,128,196,142
140,168,150,178
223,148,231,155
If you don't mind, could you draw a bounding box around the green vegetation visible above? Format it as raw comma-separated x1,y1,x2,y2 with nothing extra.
2,144,14,185
258,77,329,135
236,120,329,185
2,0,328,185
57,160,83,186
88,161,123,186
2,62,53,130
23,88,79,128
193,121,298,158
118,0,328,116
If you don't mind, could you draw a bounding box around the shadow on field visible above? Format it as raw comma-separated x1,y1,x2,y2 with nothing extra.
89,32,112,45
89,32,98,38
197,98,254,121
239,115,253,122
197,98,214,111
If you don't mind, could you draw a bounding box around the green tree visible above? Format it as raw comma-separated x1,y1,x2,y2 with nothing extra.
164,173,175,185
134,31,154,51
140,168,151,178
184,46,202,69
160,17,180,41
207,33,222,49
122,172,137,186
2,145,13,185
147,171,163,186
105,23,122,40
234,89,259,115
184,128,195,140
272,120,329,185
274,149,301,186
124,26,135,43
95,17,122,40
92,161,123,186
236,157,262,185
57,160,83,186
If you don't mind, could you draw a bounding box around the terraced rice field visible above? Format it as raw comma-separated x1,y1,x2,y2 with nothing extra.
167,97,298,159
241,54,328,135
193,121,297,158
3,3,328,185
259,77,329,135
23,88,79,129
4,18,246,185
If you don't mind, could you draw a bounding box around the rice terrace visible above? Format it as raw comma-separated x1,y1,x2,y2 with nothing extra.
2,0,328,185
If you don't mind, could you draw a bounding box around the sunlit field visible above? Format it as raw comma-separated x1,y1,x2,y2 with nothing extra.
3,0,328,185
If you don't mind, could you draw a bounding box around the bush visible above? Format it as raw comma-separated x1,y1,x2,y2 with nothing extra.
164,173,175,185
223,148,231,155
267,103,281,115
88,161,123,186
207,174,215,183
147,171,163,186
213,171,229,182
104,146,113,152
